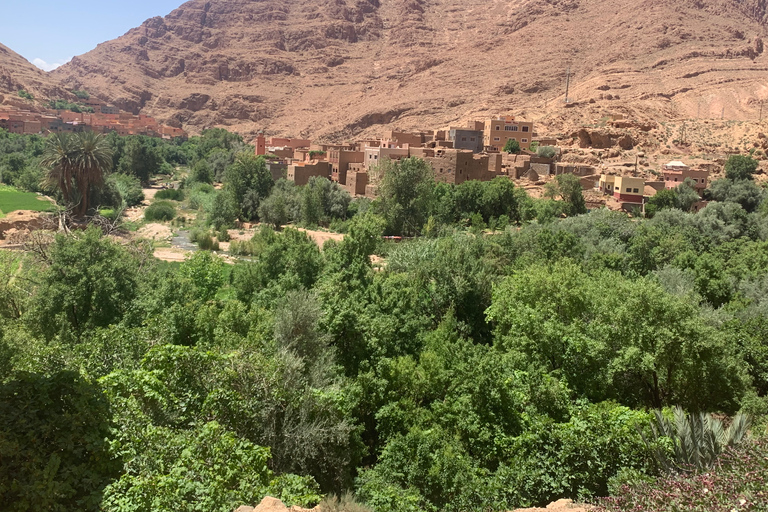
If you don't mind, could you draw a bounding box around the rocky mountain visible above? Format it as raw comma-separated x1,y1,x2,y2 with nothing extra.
0,43,72,109
41,0,768,140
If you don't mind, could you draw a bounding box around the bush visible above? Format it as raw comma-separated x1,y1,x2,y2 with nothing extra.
217,227,231,242
537,145,557,159
18,90,33,100
108,173,145,207
599,438,768,512
144,200,177,222
0,371,121,512
155,188,185,201
187,182,216,210
197,232,220,251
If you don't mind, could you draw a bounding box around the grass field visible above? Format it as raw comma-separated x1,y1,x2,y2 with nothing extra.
0,185,54,217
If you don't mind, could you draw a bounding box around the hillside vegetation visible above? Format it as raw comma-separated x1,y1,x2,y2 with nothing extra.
2,128,768,511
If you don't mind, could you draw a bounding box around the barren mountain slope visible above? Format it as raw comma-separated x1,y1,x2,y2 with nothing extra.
0,43,73,109
51,0,768,140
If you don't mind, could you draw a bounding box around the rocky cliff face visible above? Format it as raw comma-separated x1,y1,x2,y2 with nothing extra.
0,43,72,109
37,0,768,140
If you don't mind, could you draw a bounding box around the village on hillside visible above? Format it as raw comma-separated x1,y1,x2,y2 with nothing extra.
0,98,186,139
256,114,714,213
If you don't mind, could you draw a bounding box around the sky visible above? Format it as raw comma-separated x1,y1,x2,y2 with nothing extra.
0,0,185,71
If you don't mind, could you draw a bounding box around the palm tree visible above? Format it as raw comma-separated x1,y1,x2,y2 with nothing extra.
42,131,113,217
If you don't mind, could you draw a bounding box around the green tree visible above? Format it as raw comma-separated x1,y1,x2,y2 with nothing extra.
42,131,113,216
0,371,120,512
375,157,436,236
224,153,274,221
117,136,162,186
503,139,521,154
724,154,758,181
27,227,139,339
206,190,238,230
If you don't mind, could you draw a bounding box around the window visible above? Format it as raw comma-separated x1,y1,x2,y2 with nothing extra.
633,188,639,193
504,125,519,131
493,137,500,141
495,126,500,131
461,137,467,141
470,137,475,141
522,138,528,143
522,126,529,132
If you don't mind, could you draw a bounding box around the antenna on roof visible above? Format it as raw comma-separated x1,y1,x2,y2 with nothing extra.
564,66,571,104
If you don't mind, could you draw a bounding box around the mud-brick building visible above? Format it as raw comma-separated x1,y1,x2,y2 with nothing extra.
329,148,364,185
344,170,369,196
424,148,491,184
287,161,331,186
449,127,484,153
484,115,534,152
662,160,709,194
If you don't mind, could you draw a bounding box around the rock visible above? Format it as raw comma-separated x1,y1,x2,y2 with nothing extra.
235,496,317,512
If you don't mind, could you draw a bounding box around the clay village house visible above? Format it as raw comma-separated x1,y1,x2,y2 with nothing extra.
0,104,186,139
256,115,548,198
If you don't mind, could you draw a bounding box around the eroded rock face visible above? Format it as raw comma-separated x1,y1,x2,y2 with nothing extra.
41,0,768,140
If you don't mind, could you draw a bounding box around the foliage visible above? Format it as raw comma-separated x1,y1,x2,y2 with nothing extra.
117,136,162,185
206,190,239,230
144,200,176,221
17,89,34,100
154,187,184,201
599,438,768,512
537,145,557,158
107,173,144,207
0,371,120,512
642,406,751,474
48,99,91,113
224,153,274,221
503,138,521,154
375,157,435,235
42,131,113,216
724,154,758,181
27,227,140,339
72,89,90,99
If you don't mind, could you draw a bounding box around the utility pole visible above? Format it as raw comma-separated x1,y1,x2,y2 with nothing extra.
721,107,725,120
760,101,764,122
697,101,701,119
564,67,571,104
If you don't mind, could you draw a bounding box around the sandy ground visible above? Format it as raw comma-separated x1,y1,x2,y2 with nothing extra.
136,223,173,241
512,499,595,512
296,227,344,247
152,247,188,262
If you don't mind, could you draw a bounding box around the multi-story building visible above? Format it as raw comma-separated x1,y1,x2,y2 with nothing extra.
329,148,364,185
287,161,331,186
424,148,492,185
484,115,534,152
448,127,483,153
613,176,645,203
363,142,410,170
662,160,709,194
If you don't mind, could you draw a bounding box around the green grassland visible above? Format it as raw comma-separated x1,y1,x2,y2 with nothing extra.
0,186,54,217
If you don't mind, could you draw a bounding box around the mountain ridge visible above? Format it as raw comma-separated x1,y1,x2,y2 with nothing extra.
2,0,767,140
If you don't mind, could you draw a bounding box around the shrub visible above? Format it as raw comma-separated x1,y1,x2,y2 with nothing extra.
217,227,231,242
187,182,216,210
599,438,768,512
197,232,220,251
144,200,176,222
537,145,557,159
18,90,33,100
155,188,185,201
229,239,257,256
108,173,145,207
0,371,121,512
